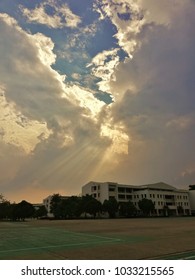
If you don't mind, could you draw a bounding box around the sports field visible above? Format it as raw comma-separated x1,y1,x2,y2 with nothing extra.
0,217,195,260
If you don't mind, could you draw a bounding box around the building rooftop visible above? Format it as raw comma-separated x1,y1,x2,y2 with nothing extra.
140,182,177,191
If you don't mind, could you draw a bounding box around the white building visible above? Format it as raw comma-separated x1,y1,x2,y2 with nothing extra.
189,185,195,215
43,195,53,217
82,181,191,216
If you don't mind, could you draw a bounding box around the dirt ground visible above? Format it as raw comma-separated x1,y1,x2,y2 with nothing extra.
1,217,195,259
46,217,195,259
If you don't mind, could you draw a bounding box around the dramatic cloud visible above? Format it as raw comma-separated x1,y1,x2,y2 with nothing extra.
94,0,184,57
21,0,81,29
94,0,143,56
87,48,120,94
0,12,128,202
0,0,194,203
107,0,195,186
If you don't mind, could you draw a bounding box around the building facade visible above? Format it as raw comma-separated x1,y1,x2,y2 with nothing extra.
43,195,53,217
189,185,195,215
82,181,191,216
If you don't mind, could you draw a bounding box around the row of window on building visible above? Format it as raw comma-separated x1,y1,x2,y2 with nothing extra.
116,193,188,200
133,201,189,207
93,185,189,200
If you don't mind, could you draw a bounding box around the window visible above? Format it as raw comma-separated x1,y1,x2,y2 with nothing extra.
109,184,116,188
118,187,125,193
165,195,174,199
109,184,116,192
118,194,125,199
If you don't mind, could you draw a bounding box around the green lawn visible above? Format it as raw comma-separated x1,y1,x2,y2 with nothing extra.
0,222,122,259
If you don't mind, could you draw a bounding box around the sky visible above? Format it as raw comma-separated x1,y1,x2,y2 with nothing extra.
0,0,195,203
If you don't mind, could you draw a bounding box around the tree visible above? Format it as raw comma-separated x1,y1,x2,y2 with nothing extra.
6,203,17,221
50,195,83,219
81,195,102,218
0,201,10,220
14,200,35,220
50,194,62,219
0,194,10,220
60,196,82,219
34,205,47,219
0,194,6,203
138,198,155,216
103,197,118,218
119,201,137,217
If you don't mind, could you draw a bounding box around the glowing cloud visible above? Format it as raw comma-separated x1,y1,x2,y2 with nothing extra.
21,1,81,29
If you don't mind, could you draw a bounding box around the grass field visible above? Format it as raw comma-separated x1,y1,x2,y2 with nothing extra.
0,217,195,260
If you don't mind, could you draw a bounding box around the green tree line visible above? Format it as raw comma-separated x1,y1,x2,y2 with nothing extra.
0,194,47,221
50,194,155,219
0,192,162,221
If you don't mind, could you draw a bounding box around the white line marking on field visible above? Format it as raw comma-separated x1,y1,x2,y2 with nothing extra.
0,239,121,253
0,237,18,240
180,255,195,260
64,231,121,242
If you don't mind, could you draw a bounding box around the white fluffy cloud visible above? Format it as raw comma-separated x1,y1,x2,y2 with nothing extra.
87,48,120,94
94,0,143,57
21,0,81,29
94,0,188,57
0,89,50,153
93,0,195,101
